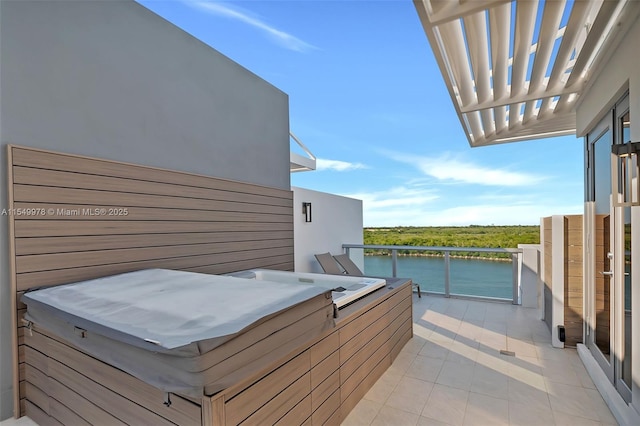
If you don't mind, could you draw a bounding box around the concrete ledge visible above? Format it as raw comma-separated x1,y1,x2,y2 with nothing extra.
577,344,640,426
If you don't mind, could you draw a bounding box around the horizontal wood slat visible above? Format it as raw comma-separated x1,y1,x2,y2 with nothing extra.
310,350,339,391
47,377,127,426
13,201,292,222
311,368,339,413
16,240,293,273
312,389,340,425
309,332,340,367
26,329,201,426
24,382,48,415
13,184,291,213
16,251,294,291
47,357,175,426
15,220,292,238
16,257,293,293
241,372,310,426
16,232,292,255
185,259,294,276
275,393,312,426
24,400,60,426
12,166,293,205
225,352,310,425
11,148,290,199
48,397,91,426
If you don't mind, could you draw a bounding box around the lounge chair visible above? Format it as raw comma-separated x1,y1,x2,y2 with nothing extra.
314,252,344,275
333,253,422,298
332,253,364,276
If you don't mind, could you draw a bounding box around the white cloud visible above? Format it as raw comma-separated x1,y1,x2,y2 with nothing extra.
335,174,581,226
339,186,441,227
186,1,316,52
362,201,583,227
316,158,368,172
346,186,439,209
390,152,544,187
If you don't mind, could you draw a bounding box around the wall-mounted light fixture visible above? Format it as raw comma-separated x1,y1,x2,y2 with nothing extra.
612,142,640,206
302,202,312,222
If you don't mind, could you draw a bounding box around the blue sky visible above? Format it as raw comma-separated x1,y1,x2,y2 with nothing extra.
139,0,584,227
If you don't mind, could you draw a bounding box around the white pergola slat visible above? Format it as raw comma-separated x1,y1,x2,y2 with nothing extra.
538,0,594,118
489,2,510,136
413,0,639,146
523,0,565,125
463,11,494,136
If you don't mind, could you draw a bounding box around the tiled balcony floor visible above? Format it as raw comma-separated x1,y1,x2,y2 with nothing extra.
343,295,618,426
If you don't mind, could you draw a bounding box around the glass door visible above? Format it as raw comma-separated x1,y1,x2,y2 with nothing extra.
586,93,631,401
589,119,614,381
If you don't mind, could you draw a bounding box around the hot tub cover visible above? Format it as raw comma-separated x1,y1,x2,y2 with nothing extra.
22,269,336,396
22,268,331,354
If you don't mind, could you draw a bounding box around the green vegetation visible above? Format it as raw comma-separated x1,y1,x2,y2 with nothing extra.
363,225,540,260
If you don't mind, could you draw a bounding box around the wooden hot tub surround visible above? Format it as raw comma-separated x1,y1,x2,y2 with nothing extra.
22,278,412,425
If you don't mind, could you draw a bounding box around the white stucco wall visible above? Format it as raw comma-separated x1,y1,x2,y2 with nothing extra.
292,187,364,274
518,244,541,310
0,0,290,189
0,0,290,419
576,14,640,140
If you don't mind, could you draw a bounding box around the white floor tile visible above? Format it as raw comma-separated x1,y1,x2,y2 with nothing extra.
421,384,468,426
344,296,617,426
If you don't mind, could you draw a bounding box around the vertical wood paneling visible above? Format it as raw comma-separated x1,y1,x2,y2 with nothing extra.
564,215,583,346
542,215,584,346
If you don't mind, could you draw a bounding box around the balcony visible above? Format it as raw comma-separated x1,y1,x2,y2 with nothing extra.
342,295,618,425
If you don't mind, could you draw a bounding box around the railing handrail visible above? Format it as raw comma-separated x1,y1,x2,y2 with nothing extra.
342,244,522,254
342,243,522,305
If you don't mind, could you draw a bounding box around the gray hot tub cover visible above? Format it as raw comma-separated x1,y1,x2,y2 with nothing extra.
22,268,331,355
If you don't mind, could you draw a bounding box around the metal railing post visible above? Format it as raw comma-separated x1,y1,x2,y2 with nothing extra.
444,251,450,297
512,253,519,305
391,249,398,277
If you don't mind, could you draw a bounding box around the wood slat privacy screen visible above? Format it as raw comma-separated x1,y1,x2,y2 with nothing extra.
7,145,294,415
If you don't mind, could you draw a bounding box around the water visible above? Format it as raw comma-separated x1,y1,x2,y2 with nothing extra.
363,255,513,299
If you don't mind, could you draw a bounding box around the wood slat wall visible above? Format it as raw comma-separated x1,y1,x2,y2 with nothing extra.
563,215,583,347
541,215,585,347
7,145,295,417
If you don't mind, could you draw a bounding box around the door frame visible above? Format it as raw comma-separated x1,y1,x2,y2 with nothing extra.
613,96,632,402
585,92,631,400
586,113,614,381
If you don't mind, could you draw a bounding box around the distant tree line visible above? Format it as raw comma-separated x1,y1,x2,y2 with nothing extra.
363,225,540,260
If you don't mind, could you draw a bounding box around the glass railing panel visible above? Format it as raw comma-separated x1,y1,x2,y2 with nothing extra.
393,256,446,294
362,253,390,277
364,254,447,293
449,257,513,300
353,244,521,302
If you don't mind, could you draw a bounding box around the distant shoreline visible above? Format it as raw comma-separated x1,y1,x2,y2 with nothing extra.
363,225,538,263
364,252,512,262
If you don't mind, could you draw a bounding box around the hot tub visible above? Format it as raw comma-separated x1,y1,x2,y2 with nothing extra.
21,269,336,396
228,269,387,308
